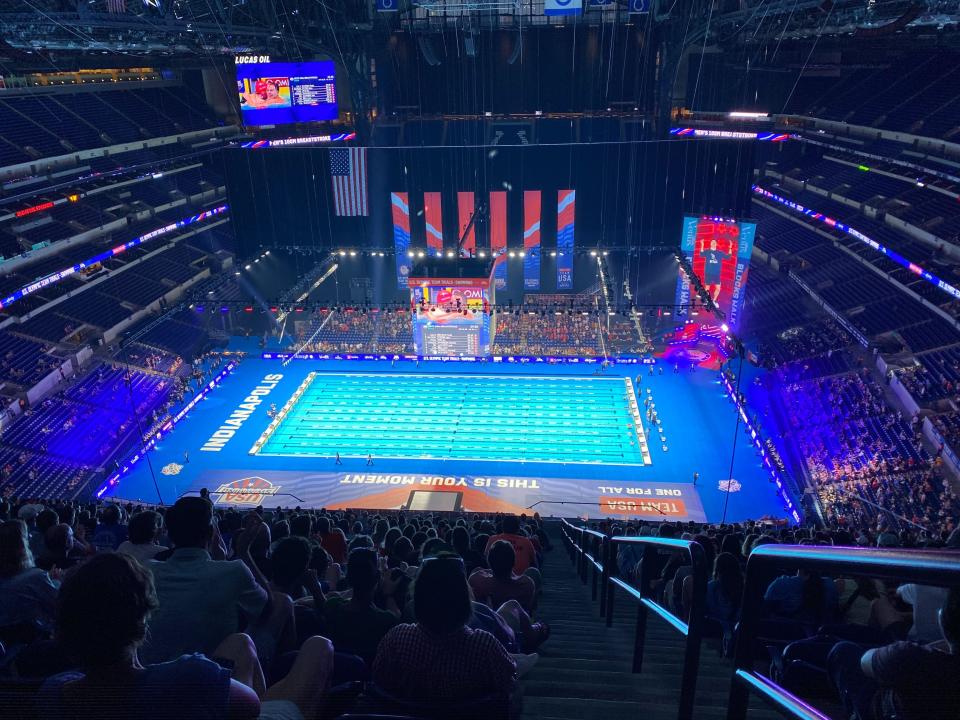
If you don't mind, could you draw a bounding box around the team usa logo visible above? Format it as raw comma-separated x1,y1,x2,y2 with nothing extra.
214,477,282,505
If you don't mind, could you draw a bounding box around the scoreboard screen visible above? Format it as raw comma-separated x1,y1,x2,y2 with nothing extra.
411,283,491,357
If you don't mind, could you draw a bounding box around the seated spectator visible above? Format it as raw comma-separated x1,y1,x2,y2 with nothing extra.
764,569,839,625
373,555,517,716
140,498,293,666
117,511,167,564
485,516,538,574
703,552,743,641
897,583,950,643
0,519,59,631
316,516,347,565
37,524,83,573
91,504,128,553
451,526,485,574
470,540,536,613
40,552,335,720
828,586,960,720
323,548,399,664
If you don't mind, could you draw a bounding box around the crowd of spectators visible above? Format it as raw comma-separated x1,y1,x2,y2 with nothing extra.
770,368,959,530
0,497,551,719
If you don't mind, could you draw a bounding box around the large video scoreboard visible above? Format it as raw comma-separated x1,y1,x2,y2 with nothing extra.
409,273,495,357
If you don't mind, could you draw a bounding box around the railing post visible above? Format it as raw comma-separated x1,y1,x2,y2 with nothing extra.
590,534,599,602
727,552,772,720
678,542,707,720
599,535,610,618
578,529,588,584
631,544,652,674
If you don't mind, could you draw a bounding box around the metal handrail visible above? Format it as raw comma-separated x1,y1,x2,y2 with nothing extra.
727,545,960,720
606,535,708,720
559,519,709,720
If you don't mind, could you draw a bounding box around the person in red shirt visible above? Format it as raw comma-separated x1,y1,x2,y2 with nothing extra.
315,516,347,565
484,516,538,575
469,541,536,613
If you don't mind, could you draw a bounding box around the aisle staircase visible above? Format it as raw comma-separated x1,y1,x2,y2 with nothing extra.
521,526,778,720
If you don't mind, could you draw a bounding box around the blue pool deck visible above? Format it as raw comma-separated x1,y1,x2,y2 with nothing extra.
103,348,792,524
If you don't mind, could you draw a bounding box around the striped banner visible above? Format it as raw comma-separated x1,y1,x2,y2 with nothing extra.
557,189,575,290
523,190,541,290
423,192,443,254
391,192,412,289
490,191,507,290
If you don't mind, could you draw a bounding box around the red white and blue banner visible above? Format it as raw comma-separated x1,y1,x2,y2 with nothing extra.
391,192,411,290
557,189,575,290
457,191,476,257
490,191,507,290
523,190,541,290
423,192,444,254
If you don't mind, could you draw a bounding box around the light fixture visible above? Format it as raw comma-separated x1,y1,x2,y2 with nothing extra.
265,250,270,255
518,251,526,257
550,251,557,257
590,250,597,257
446,251,454,258
478,251,486,258
349,250,357,257
407,251,415,258
339,250,347,257
508,251,516,258
720,323,730,333
245,264,252,270
417,251,425,258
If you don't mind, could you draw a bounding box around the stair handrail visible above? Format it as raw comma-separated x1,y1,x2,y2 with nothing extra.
727,544,960,720
559,519,709,720
606,534,708,720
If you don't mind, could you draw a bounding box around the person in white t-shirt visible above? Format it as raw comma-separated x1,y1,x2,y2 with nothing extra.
117,511,167,565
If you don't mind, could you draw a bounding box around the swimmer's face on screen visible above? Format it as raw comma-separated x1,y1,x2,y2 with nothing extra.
266,82,280,100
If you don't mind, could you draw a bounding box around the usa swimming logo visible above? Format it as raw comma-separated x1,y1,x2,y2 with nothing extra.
214,476,282,505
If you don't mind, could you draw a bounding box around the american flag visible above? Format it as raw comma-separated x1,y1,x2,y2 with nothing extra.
330,147,368,216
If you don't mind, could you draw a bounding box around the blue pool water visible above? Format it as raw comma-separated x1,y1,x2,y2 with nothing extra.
255,372,651,465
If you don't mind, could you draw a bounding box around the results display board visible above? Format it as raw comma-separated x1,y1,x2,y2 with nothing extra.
411,281,491,356
236,60,338,126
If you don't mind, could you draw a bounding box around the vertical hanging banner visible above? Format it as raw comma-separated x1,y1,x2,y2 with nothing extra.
457,191,476,257
423,192,444,255
545,0,583,15
523,190,542,291
490,191,507,290
557,189,575,290
391,192,412,290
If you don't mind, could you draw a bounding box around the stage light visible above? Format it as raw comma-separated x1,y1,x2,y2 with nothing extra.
550,251,557,257
265,250,270,255
234,271,241,276
349,250,357,256
602,251,608,256
518,251,526,257
508,251,516,258
339,250,347,256
721,323,730,333
478,251,486,258
245,264,252,270
417,251,425,258
255,258,260,263
407,250,414,258
446,251,454,258
590,250,597,257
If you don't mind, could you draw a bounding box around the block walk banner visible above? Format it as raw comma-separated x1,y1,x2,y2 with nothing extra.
423,192,443,254
490,191,507,290
523,190,541,290
391,192,411,289
545,0,582,15
457,191,476,257
557,189,575,290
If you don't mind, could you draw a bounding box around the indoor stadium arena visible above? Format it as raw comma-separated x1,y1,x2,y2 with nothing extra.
0,1,959,719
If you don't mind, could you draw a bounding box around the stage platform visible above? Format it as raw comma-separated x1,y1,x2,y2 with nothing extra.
102,344,790,524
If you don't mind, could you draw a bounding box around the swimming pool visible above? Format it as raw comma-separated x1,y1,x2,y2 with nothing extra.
252,372,651,465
